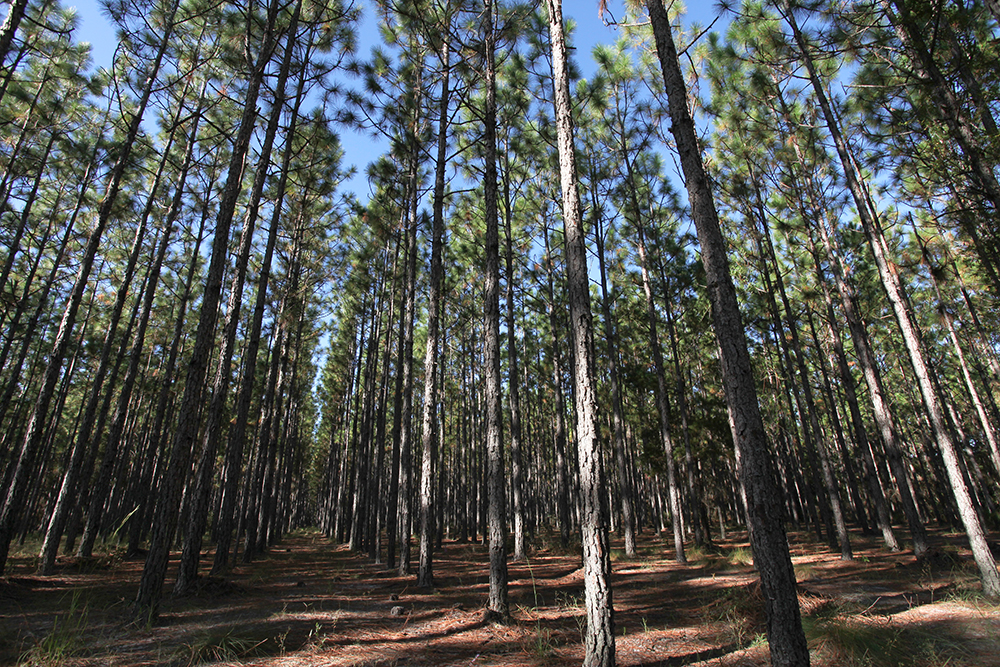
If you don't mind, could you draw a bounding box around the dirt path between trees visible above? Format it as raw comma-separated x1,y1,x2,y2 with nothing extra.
2,529,999,666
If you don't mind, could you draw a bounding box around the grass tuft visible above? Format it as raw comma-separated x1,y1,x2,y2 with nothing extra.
174,627,271,666
702,581,766,647
727,546,754,566
18,591,89,667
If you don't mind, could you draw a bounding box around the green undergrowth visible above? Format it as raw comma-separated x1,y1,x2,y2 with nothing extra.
702,580,767,647
17,591,89,667
173,626,284,666
682,542,756,572
804,608,970,667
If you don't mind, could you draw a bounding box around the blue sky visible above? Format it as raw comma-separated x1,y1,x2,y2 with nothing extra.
69,1,728,71
65,0,727,201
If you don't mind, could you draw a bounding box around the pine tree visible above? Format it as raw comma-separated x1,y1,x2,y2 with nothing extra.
641,1,810,663
545,2,614,664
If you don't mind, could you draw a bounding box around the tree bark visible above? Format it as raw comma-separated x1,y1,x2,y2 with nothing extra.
482,0,510,621
132,0,281,621
645,2,809,664
418,33,451,589
546,2,614,664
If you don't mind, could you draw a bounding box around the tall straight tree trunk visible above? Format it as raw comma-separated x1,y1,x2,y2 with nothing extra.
370,242,400,562
385,222,409,570
350,292,381,552
785,5,1000,599
0,181,59,420
339,301,367,546
0,0,180,574
813,256,898,548
504,163,527,562
541,219,571,547
744,172,828,541
804,306,870,533
635,221,686,563
91,92,205,561
133,0,281,621
126,201,210,556
756,191,851,559
0,96,113,438
808,168,927,556
919,236,1000,477
545,2,614,664
482,0,509,621
656,256,710,546
643,2,809,664
954,266,1000,388
176,0,302,594
418,33,451,589
242,322,286,562
591,187,635,556
617,123,686,552
0,129,56,302
770,82,917,554
212,57,308,574
501,97,527,566
397,150,420,577
0,29,61,213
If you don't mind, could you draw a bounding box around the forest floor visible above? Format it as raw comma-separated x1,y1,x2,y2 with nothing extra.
2,527,999,666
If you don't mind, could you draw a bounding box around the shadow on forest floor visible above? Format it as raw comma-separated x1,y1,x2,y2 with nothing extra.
1,527,999,666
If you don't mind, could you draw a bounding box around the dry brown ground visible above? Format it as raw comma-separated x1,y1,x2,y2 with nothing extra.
1,528,999,666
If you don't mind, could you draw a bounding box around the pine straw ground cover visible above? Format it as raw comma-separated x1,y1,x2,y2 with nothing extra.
1,528,999,666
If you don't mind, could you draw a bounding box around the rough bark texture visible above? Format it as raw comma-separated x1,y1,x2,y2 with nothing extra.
132,0,280,621
0,0,30,88
482,0,510,622
418,36,451,590
645,1,810,664
546,2,614,664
